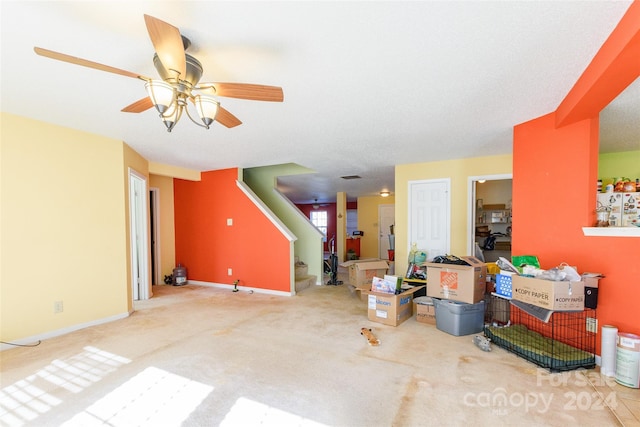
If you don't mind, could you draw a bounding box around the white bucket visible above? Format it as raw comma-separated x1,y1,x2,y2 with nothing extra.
615,332,640,388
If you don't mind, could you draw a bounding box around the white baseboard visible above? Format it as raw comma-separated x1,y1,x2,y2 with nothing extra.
187,280,293,297
1,312,130,352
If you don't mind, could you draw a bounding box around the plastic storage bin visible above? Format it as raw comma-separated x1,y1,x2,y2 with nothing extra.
433,299,485,336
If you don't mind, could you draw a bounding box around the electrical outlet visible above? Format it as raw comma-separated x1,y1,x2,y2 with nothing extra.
54,300,64,313
586,317,597,333
227,218,233,226
228,268,233,276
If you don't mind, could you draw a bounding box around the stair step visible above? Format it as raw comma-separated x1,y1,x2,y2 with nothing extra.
295,275,316,292
295,264,308,278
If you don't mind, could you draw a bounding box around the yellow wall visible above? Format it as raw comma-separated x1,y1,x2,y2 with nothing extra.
357,195,396,259
149,161,201,181
1,113,130,342
395,154,513,275
149,174,176,282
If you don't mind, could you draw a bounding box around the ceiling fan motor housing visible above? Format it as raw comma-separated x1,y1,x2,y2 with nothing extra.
153,52,203,92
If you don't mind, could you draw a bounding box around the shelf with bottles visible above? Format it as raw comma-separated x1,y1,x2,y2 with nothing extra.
476,203,512,226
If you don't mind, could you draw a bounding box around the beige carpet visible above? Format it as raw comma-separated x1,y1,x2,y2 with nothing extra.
1,274,638,426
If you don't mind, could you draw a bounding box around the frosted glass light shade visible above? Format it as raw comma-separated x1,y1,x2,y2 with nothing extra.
145,80,176,114
194,95,219,127
161,101,182,132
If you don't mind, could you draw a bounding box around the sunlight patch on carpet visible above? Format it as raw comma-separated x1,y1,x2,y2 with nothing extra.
60,366,213,426
0,346,130,427
220,396,328,427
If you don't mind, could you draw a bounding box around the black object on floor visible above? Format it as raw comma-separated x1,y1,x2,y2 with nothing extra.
326,236,342,286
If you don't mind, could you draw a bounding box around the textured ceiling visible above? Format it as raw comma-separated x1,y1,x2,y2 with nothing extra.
1,1,637,204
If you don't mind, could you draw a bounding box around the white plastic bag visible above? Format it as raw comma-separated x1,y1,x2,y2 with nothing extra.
558,263,581,281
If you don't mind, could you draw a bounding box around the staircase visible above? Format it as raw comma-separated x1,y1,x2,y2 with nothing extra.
294,258,316,292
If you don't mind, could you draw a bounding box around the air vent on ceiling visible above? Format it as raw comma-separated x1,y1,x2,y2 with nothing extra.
340,175,361,180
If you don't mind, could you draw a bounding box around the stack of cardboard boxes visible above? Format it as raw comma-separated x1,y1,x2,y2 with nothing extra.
342,259,425,327
421,256,487,336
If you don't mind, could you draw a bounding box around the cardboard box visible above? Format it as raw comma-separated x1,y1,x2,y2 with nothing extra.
341,259,389,286
511,275,585,310
354,283,371,301
366,286,425,326
423,256,486,304
414,296,436,325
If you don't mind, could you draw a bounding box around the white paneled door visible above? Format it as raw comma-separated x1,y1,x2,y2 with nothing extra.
408,179,450,261
129,169,149,301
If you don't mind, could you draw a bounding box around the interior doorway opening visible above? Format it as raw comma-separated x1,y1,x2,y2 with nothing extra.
467,174,513,263
149,188,161,286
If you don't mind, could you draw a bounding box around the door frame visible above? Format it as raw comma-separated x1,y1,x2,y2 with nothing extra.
466,173,512,256
129,168,150,301
149,187,161,286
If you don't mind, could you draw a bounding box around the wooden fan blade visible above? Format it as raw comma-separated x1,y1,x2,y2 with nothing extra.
144,14,186,79
200,83,284,102
34,47,148,80
216,106,242,128
122,97,154,113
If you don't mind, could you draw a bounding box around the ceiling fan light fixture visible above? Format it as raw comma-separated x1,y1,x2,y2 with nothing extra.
33,15,283,132
194,95,219,127
161,100,182,132
145,80,176,114
380,191,390,197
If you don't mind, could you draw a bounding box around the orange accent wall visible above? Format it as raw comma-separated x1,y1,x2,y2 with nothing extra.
174,168,291,292
513,1,640,356
513,114,639,355
512,113,640,354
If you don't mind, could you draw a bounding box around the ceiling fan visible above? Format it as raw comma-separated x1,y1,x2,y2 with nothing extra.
34,14,283,131
312,199,331,209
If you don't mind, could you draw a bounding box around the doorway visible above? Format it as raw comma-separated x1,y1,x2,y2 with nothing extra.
378,204,395,260
149,187,161,286
129,169,150,301
467,174,513,262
